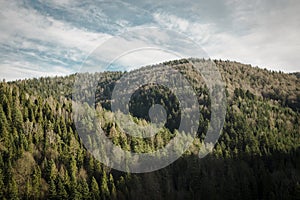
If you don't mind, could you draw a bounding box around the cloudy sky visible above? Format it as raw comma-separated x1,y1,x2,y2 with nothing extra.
0,0,299,80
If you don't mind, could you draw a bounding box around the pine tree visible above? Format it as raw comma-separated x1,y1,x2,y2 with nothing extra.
80,178,90,200
63,169,71,193
31,166,41,199
25,179,32,200
109,174,117,199
70,156,77,184
57,176,68,199
0,168,5,198
48,178,57,199
8,177,19,200
101,171,110,199
90,177,100,200
117,176,128,197
46,159,58,181
11,98,23,131
0,105,10,148
1,95,11,121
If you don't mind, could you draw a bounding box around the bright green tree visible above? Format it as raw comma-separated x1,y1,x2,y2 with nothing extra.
90,177,100,200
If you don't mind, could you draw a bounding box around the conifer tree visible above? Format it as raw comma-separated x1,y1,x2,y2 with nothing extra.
0,105,10,148
8,177,19,200
109,174,117,199
91,177,100,200
57,176,68,199
48,178,57,200
101,171,110,199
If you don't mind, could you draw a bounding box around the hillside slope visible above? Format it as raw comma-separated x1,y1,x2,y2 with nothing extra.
0,59,299,199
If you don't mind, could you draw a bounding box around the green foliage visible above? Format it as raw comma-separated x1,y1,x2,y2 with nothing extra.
91,177,100,200
100,171,110,199
0,59,299,199
56,176,68,199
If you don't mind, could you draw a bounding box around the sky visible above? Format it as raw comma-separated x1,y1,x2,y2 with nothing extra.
0,0,299,81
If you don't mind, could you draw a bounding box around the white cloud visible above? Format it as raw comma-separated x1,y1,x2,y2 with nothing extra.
0,1,111,52
111,48,180,71
211,0,300,71
153,1,300,72
1,62,73,81
82,27,208,73
0,0,112,80
153,12,213,45
0,0,299,82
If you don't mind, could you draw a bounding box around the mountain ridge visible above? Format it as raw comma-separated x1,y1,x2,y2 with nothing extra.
0,58,299,199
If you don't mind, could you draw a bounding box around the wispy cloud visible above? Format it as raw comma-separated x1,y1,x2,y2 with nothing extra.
82,27,208,73
0,0,112,80
0,0,299,81
153,0,300,72
153,12,214,45
213,0,300,71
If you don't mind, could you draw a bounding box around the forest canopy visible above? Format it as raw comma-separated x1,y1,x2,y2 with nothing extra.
0,59,299,199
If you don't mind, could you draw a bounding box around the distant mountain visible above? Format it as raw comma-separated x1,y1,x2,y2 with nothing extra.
0,59,299,199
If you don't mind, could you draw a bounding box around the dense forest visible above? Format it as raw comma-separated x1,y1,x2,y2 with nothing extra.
0,59,299,199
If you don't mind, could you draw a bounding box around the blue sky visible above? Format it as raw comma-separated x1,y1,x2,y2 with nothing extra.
0,0,299,80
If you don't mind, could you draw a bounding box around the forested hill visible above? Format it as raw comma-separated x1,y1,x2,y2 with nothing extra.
0,59,299,199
